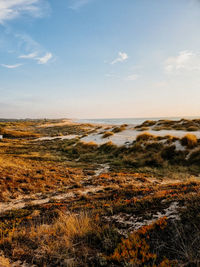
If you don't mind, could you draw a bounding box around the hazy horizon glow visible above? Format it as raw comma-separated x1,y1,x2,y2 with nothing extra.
0,0,200,119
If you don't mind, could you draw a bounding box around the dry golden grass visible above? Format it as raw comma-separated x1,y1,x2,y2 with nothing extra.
102,131,114,138
0,128,39,138
112,125,127,133
137,126,150,131
0,119,200,266
0,256,10,267
181,134,198,148
136,132,156,142
1,212,94,265
0,154,82,201
79,141,98,148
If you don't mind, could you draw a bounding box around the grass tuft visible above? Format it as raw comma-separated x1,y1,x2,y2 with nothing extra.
136,132,156,142
181,134,198,148
102,131,114,138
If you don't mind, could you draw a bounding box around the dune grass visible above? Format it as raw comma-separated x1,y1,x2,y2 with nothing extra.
0,119,200,265
181,134,198,148
0,212,94,266
102,131,114,138
136,132,157,141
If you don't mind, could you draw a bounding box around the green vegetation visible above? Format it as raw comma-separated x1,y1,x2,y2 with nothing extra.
62,134,200,175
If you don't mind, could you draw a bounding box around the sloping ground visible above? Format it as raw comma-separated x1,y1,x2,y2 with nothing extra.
0,163,199,266
0,119,200,266
0,154,83,202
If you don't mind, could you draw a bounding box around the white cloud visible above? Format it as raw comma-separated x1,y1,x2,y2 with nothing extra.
164,50,200,73
16,34,53,65
126,74,139,81
37,52,52,64
1,63,22,69
105,73,119,78
69,0,92,10
0,0,48,24
111,52,128,65
19,52,38,59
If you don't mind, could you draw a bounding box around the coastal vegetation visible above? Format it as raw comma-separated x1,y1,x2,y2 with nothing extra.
135,118,200,132
0,118,200,266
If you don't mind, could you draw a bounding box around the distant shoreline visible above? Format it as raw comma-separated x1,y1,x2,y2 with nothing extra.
75,116,200,126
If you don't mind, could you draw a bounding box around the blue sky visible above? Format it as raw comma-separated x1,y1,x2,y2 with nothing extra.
0,0,200,119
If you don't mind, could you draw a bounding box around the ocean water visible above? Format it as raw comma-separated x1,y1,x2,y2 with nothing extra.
76,116,200,126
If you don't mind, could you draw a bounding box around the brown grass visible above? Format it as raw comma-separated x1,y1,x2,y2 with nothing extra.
0,129,39,139
0,256,10,267
79,141,98,149
0,154,82,202
102,131,114,138
112,125,127,133
181,134,198,148
136,132,156,142
1,212,94,265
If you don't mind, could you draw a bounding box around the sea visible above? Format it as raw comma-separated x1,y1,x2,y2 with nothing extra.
76,116,200,126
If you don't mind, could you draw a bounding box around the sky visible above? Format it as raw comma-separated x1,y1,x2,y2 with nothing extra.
0,0,200,119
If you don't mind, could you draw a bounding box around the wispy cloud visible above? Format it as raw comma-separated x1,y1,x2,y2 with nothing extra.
19,52,38,59
105,73,119,78
111,52,128,65
1,63,22,69
126,74,139,81
16,35,53,65
164,50,200,73
0,0,49,24
37,52,52,64
69,0,92,10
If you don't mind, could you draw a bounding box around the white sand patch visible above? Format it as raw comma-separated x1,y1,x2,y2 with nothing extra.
81,127,200,147
153,201,179,220
186,146,200,160
79,186,104,196
35,135,79,141
81,128,138,146
94,164,110,176
103,201,179,236
0,190,75,213
0,200,26,213
160,179,181,185
174,140,185,151
51,192,75,200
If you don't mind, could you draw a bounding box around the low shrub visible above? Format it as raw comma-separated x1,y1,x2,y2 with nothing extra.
0,212,94,265
0,129,39,139
145,142,164,151
136,132,156,142
188,149,200,165
112,125,127,133
79,141,98,149
187,126,199,131
137,120,156,127
108,217,171,266
181,134,198,148
137,126,150,131
161,145,177,160
99,142,117,153
102,131,114,138
145,154,164,167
